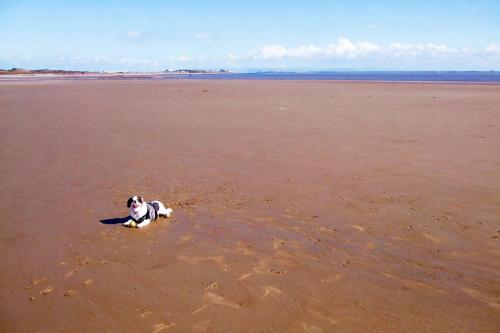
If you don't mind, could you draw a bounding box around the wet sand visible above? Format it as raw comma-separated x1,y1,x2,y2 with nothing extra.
0,79,499,332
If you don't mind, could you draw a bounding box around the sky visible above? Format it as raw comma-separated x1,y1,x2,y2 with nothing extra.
1,0,500,71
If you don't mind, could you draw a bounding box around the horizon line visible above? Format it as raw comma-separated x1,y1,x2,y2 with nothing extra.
1,67,499,74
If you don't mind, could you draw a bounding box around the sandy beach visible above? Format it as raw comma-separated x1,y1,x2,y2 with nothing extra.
0,79,499,332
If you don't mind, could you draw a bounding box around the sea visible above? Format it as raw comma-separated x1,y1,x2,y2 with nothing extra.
2,71,500,83
169,71,500,83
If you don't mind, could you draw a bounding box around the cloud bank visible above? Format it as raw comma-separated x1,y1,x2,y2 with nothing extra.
250,38,380,59
249,38,498,60
1,38,499,71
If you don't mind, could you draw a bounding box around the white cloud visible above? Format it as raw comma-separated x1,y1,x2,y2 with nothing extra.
247,38,500,63
388,43,459,56
287,44,323,58
250,38,379,60
325,38,380,57
253,44,287,59
250,43,323,59
386,43,500,60
485,43,500,55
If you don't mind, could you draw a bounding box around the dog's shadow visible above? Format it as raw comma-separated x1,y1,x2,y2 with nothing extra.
100,216,130,225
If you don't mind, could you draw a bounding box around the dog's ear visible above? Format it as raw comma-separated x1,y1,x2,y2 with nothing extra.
138,196,144,203
127,197,133,208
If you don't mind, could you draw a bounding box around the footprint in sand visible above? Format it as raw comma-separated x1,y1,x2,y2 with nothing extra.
65,256,93,279
252,257,287,275
421,233,441,243
65,268,79,278
302,323,323,333
82,279,94,287
429,247,441,256
76,256,92,266
205,281,220,290
26,277,48,290
307,237,321,244
237,273,252,281
261,285,283,299
137,307,153,317
205,292,241,309
152,322,175,333
40,286,54,295
64,289,77,297
433,212,452,222
193,292,242,314
352,225,367,232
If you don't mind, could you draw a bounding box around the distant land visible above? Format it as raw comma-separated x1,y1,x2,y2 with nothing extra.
0,68,98,75
0,68,231,75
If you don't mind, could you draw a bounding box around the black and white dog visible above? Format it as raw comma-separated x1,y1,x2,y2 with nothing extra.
124,195,173,228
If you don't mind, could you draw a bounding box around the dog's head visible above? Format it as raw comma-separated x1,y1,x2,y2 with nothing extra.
127,195,145,210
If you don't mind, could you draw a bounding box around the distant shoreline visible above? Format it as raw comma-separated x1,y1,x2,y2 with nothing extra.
1,70,500,84
0,68,231,75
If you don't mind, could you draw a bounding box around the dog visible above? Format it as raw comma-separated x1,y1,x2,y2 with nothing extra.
124,195,173,228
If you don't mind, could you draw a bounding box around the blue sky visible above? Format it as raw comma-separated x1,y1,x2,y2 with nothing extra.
1,0,499,71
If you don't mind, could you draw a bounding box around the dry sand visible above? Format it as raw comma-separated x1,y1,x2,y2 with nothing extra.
0,79,499,332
